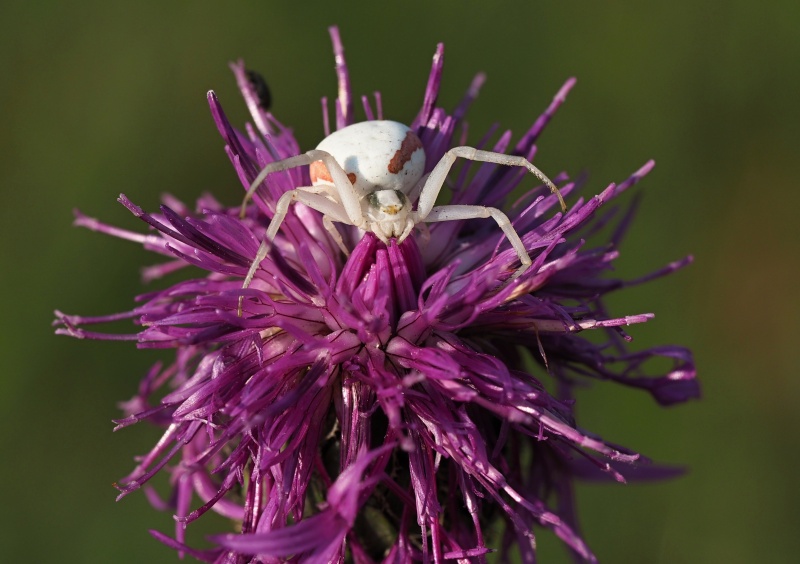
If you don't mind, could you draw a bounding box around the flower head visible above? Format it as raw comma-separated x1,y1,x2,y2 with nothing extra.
55,26,697,563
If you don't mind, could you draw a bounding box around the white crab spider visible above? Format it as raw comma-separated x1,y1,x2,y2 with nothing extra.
238,120,565,313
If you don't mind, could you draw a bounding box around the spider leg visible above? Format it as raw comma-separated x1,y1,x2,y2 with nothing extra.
424,204,532,276
416,222,431,247
238,187,352,316
241,153,319,218
241,150,365,228
323,216,349,256
239,237,270,317
414,146,565,221
264,186,351,242
397,216,416,243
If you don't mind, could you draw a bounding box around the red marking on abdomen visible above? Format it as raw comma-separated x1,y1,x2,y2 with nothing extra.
388,130,423,174
310,161,356,185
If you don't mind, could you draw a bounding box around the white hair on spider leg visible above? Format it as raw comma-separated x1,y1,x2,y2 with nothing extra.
237,119,565,315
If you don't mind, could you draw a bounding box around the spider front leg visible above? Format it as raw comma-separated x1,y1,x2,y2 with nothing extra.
237,150,366,316
414,145,566,220
240,149,364,225
238,187,353,316
322,216,350,256
423,204,532,277
413,145,564,277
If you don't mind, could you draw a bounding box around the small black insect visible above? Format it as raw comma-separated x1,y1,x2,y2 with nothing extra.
245,69,271,111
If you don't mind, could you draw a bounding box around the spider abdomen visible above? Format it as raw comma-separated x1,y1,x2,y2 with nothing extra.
311,121,425,195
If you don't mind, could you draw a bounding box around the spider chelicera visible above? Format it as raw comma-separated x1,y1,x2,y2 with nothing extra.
237,119,565,314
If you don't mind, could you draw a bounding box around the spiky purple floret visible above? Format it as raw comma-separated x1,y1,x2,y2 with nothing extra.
55,26,697,563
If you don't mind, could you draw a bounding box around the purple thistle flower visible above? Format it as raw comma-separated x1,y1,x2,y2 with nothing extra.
55,26,698,563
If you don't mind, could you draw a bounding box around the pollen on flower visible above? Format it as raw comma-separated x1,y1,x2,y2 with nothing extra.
55,25,697,563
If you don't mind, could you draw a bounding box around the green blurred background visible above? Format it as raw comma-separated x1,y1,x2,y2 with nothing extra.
2,1,798,562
